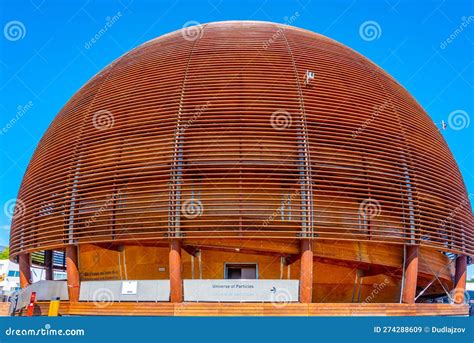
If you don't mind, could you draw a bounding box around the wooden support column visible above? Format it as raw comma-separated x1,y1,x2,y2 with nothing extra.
19,253,31,289
66,245,80,302
44,250,53,281
453,255,467,304
299,239,313,303
402,245,419,304
169,240,183,302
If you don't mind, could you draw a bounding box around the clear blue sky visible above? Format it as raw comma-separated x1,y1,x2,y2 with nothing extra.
0,0,472,276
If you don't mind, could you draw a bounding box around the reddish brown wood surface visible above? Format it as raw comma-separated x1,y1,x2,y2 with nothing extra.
0,303,10,317
402,245,419,304
66,245,80,302
454,255,467,304
9,21,473,260
299,239,313,303
19,253,31,288
169,240,183,302
24,301,469,317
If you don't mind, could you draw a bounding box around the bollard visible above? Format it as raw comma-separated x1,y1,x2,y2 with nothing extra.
48,297,60,316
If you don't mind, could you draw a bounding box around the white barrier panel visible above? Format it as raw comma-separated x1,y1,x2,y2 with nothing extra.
15,280,69,310
183,279,299,302
79,280,170,302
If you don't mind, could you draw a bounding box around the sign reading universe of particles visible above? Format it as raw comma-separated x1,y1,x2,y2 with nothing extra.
183,280,299,302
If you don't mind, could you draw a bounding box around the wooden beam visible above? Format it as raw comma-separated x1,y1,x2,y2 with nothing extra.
283,254,300,266
453,255,467,304
19,253,31,289
299,239,313,303
169,240,183,303
402,245,419,304
183,239,299,256
312,240,403,269
93,242,168,250
93,243,125,252
184,243,286,259
314,256,370,271
66,245,80,302
182,245,199,257
44,250,53,281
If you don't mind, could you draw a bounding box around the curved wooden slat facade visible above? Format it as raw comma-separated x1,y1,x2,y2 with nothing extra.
10,21,473,258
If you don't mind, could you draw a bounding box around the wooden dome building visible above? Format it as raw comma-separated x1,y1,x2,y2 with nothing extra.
10,21,473,316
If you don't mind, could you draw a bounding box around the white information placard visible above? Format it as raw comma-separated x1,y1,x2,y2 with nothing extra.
80,280,170,302
121,281,138,295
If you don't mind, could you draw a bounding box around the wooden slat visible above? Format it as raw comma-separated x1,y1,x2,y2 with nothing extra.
25,301,469,317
